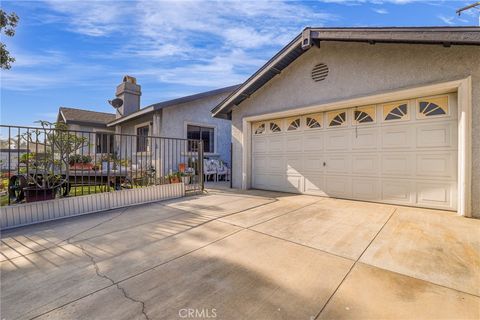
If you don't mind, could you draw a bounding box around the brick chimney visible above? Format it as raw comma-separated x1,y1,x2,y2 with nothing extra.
115,75,141,118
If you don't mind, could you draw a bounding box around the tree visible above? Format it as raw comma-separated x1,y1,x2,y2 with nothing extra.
1,9,19,70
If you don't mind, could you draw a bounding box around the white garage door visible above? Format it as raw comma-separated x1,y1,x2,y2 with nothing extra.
252,93,458,210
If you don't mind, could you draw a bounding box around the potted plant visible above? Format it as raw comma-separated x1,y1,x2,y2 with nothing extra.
180,172,191,184
100,154,114,171
24,175,61,202
161,175,171,184
69,154,93,170
20,121,89,202
169,172,181,184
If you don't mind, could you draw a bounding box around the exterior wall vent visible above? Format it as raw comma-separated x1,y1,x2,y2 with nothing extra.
311,63,329,82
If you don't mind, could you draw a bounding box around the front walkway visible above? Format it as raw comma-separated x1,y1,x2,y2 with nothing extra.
1,188,479,319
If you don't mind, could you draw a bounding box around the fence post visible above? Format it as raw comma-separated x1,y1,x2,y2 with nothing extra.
199,140,204,191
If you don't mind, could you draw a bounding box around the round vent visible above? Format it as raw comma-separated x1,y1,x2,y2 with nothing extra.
311,63,329,82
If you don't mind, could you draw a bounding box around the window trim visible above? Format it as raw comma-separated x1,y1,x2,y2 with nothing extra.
184,122,217,155
352,105,376,126
327,109,348,128
382,100,411,123
416,95,450,120
95,131,115,154
303,113,323,130
134,121,152,154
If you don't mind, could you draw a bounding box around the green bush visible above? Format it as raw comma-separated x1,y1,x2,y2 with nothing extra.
68,154,92,165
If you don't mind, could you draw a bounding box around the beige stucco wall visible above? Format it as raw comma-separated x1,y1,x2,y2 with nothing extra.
116,92,233,166
231,41,480,216
160,92,232,162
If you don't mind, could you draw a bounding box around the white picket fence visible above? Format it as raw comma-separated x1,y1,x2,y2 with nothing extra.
0,183,185,230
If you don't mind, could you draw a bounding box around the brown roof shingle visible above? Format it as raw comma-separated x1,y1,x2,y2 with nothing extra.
59,107,116,126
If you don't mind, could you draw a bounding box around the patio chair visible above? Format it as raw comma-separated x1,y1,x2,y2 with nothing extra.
212,160,229,181
203,159,216,182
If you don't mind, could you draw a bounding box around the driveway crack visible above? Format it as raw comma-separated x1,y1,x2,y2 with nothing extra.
74,241,150,320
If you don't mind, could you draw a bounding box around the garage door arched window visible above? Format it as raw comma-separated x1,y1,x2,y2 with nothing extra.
287,118,301,131
305,114,322,129
328,110,347,127
418,96,448,119
383,101,409,121
269,121,282,133
254,123,266,135
353,106,376,125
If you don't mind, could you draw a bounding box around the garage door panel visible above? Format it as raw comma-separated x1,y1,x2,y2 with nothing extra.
416,181,453,208
304,155,324,173
381,153,414,177
351,128,379,150
253,174,270,190
416,123,456,148
416,153,456,179
267,135,284,153
251,93,457,211
325,155,351,174
381,180,415,204
253,137,267,154
352,178,380,200
325,176,352,198
304,175,326,196
285,156,303,174
381,126,413,149
286,175,303,193
303,132,324,152
269,156,284,173
252,156,268,173
352,154,379,176
325,131,350,151
285,134,303,153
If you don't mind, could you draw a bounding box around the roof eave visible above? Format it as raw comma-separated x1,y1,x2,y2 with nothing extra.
212,27,480,118
212,33,304,118
107,106,155,127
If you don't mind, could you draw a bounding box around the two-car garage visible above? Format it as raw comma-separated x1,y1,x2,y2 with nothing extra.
252,93,458,211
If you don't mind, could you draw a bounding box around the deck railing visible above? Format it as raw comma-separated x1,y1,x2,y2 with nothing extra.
0,124,204,207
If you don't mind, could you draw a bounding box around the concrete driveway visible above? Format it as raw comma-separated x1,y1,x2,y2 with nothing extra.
1,188,479,320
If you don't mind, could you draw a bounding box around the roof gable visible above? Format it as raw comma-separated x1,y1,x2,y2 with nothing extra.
212,26,480,118
59,107,116,126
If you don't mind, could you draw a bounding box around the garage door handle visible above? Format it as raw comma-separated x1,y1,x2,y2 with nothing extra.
323,162,326,167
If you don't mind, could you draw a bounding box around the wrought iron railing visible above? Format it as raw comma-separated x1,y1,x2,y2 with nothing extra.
0,124,204,206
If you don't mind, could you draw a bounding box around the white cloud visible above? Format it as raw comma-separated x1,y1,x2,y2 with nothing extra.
372,8,389,14
29,0,338,91
438,15,455,25
42,0,128,36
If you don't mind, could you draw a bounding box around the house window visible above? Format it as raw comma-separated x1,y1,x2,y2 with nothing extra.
96,133,114,153
136,125,149,152
187,125,214,153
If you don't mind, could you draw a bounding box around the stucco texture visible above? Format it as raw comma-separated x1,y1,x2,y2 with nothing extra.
231,41,480,216
118,92,232,164
159,92,232,163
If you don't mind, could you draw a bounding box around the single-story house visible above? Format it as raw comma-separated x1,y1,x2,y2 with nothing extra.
57,77,238,168
212,27,480,218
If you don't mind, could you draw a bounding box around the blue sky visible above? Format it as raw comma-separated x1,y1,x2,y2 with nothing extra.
1,0,478,127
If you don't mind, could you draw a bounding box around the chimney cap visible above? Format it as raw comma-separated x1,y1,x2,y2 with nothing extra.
123,75,137,84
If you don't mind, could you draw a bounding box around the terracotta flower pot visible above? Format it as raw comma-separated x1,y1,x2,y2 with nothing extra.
170,176,180,184
70,163,94,170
